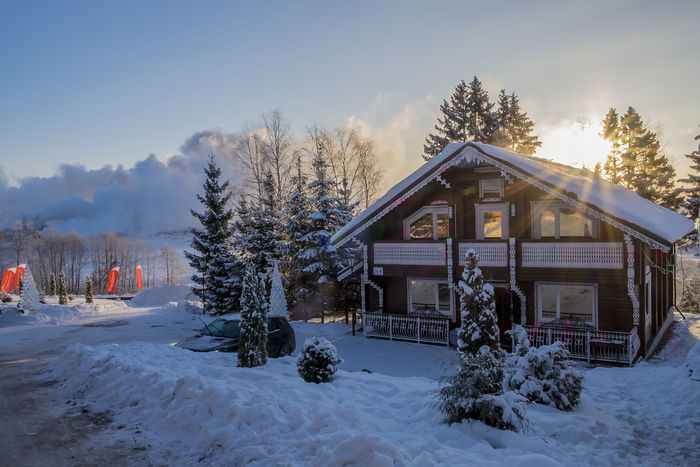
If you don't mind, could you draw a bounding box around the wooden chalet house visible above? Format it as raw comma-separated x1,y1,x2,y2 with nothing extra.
332,142,695,365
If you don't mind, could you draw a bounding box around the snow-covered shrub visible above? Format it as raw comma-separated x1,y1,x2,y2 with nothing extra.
17,268,40,314
505,326,583,411
297,336,340,383
49,273,57,295
679,275,700,313
238,264,269,368
685,342,700,381
437,250,528,432
0,293,11,303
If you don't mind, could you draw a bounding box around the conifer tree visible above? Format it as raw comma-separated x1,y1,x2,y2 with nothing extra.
185,154,242,315
269,261,288,319
488,91,541,155
49,273,57,296
238,264,268,368
58,272,68,305
601,107,679,209
18,267,40,313
299,143,344,301
437,250,527,432
282,155,313,305
679,128,700,219
85,276,93,304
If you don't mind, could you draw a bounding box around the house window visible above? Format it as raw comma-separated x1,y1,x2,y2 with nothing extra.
408,278,453,317
475,203,509,240
403,206,450,240
479,178,504,198
536,283,596,325
532,202,596,239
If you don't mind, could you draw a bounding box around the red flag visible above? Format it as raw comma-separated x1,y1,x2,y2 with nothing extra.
13,264,26,291
135,265,143,289
1,268,15,294
107,267,120,294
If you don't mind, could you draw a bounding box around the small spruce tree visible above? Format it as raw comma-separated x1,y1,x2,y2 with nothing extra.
49,273,57,296
85,276,94,304
269,262,288,319
437,250,527,432
58,272,68,305
237,264,269,368
18,267,40,314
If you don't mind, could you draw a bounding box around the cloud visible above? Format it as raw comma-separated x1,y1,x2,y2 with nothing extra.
0,130,247,238
346,95,435,187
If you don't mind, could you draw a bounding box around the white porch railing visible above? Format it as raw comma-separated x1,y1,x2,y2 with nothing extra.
373,242,446,266
521,242,624,269
458,242,508,267
363,312,450,345
522,325,640,365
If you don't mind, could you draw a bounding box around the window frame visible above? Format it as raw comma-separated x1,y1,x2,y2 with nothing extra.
535,282,598,327
531,201,598,239
407,277,455,320
403,205,451,240
479,177,504,199
475,202,509,240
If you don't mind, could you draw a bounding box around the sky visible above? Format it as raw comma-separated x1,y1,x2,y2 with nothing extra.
0,0,698,236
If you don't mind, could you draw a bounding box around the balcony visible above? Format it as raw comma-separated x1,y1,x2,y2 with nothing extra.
458,242,508,267
521,242,624,269
373,242,446,266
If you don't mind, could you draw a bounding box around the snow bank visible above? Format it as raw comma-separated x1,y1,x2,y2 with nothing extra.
686,342,700,381
129,284,195,307
52,342,558,466
0,301,127,327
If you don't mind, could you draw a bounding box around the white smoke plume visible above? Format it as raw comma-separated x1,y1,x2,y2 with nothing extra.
0,130,247,238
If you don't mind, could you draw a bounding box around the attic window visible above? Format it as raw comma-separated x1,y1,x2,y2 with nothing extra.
532,201,597,239
404,206,450,240
479,178,504,198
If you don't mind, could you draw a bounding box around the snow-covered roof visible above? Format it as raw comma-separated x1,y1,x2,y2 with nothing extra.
332,142,694,248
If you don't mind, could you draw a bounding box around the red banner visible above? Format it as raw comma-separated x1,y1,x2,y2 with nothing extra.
1,268,15,294
135,265,143,289
107,267,120,293
13,264,26,291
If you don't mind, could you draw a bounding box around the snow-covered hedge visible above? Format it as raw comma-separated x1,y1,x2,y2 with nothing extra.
297,336,341,383
505,326,583,411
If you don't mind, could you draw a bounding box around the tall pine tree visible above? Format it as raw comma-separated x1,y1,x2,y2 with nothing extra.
185,154,242,315
679,128,700,233
601,107,680,209
424,77,540,159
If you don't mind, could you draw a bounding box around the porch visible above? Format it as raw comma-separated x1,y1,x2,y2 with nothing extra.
522,323,641,365
363,311,450,345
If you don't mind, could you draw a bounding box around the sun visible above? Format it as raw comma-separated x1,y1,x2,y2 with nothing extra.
535,116,612,170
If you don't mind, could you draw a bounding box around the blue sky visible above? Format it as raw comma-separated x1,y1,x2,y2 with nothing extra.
1,0,699,186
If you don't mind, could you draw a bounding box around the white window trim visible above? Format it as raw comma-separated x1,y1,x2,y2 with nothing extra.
531,201,598,239
535,282,598,327
475,202,509,240
403,205,450,240
479,177,504,198
407,277,455,321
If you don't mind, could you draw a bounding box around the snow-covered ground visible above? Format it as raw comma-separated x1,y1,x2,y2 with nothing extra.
1,286,699,466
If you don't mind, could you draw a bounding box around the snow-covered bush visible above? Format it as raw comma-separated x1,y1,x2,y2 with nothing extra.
0,293,11,303
437,250,528,432
505,326,583,411
686,342,700,381
238,264,269,368
297,336,341,383
49,273,57,295
17,268,40,314
679,274,700,313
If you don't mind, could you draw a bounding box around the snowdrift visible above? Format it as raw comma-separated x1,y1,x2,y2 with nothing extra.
129,284,195,308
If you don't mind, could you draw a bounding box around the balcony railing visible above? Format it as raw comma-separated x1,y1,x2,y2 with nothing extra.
521,242,624,269
458,242,508,267
363,311,450,345
373,242,446,266
522,324,640,365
